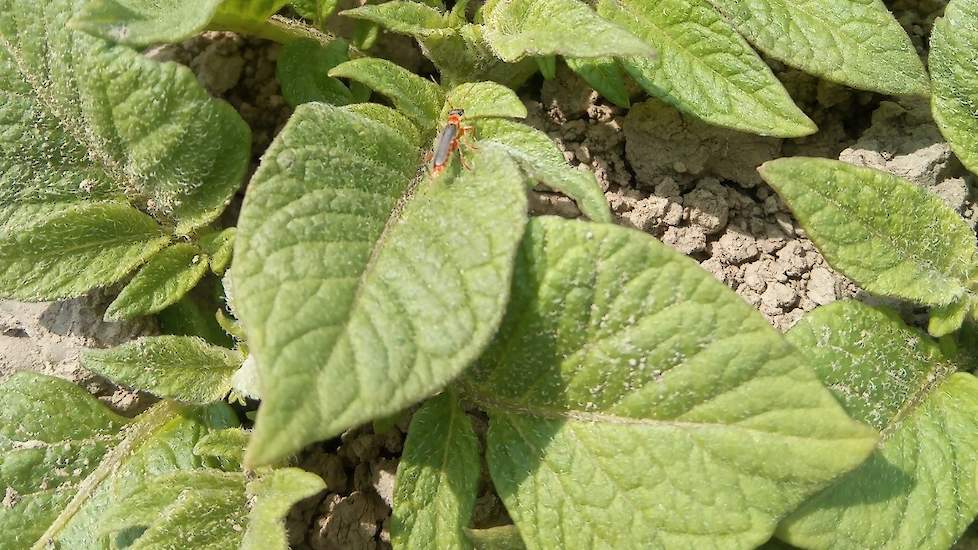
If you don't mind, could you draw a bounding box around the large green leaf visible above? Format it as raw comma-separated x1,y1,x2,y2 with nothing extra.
0,0,250,298
233,104,528,466
780,301,978,550
329,57,445,132
443,81,527,120
82,336,243,404
277,38,355,108
759,158,978,307
598,0,816,137
0,372,237,550
473,119,611,223
465,217,877,549
104,242,211,321
392,392,480,550
71,0,290,46
0,201,169,301
341,1,448,37
480,0,655,62
707,0,929,95
931,0,978,177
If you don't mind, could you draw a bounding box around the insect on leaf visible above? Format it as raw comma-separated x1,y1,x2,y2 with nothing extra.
233,104,529,466
466,217,877,549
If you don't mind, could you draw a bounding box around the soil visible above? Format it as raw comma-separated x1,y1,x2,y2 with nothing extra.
2,1,971,547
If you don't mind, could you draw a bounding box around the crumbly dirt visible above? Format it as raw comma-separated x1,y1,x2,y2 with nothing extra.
2,3,973,545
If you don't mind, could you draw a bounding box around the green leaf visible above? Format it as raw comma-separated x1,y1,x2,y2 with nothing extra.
780,300,978,550
392,392,480,550
420,25,539,89
931,0,978,177
467,526,526,550
82,336,242,404
105,243,211,321
344,103,422,147
242,468,326,549
473,119,611,223
598,0,815,137
329,57,445,131
194,428,251,463
929,297,972,338
341,1,448,37
277,38,355,108
465,217,878,549
2,0,251,235
0,202,170,301
71,0,291,46
0,372,237,550
480,0,655,62
444,81,527,120
466,526,526,550
200,227,237,275
759,157,978,306
565,57,631,109
233,104,528,466
707,0,929,96
535,55,557,80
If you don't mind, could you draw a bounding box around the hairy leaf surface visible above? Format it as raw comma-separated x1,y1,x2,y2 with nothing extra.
105,243,211,321
480,0,655,62
330,58,444,131
444,81,527,120
707,0,928,95
392,392,480,550
0,373,237,549
473,119,611,223
234,104,528,465
341,2,448,37
466,217,877,549
83,336,242,404
759,158,978,306
599,0,815,137
931,0,978,176
0,202,169,300
780,301,978,550
0,0,250,298
277,38,355,107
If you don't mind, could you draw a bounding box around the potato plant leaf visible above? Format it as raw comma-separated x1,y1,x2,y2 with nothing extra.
345,103,422,147
0,202,170,301
707,0,929,96
759,158,978,307
233,104,528,466
929,297,973,338
480,0,655,62
392,392,480,550
82,335,243,404
329,58,445,131
0,372,237,549
467,526,526,550
194,428,251,464
780,300,978,550
277,38,355,108
598,0,816,137
931,0,978,177
465,217,878,549
200,227,237,275
536,56,557,80
444,81,527,120
99,462,324,549
0,0,250,299
473,119,612,223
341,1,448,37
565,57,631,109
104,243,211,321
72,0,291,46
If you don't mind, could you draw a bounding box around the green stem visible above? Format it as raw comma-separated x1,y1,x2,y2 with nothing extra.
209,13,334,45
